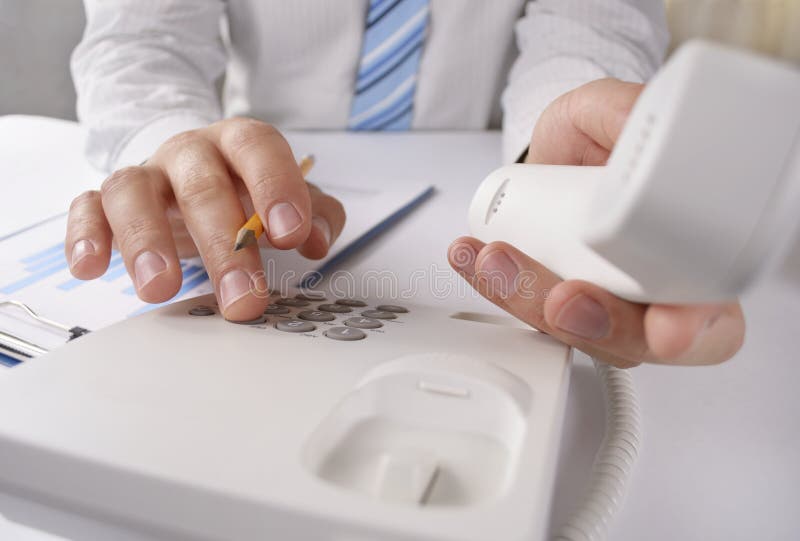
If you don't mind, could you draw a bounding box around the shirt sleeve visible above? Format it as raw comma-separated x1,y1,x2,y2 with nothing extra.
71,0,227,172
501,0,670,164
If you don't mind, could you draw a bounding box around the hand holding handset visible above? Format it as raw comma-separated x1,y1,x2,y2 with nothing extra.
470,41,800,304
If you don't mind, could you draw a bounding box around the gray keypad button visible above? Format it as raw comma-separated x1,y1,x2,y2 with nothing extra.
295,292,326,301
264,304,290,315
344,317,383,329
335,298,367,307
318,303,352,313
275,319,316,333
361,310,397,320
376,304,408,313
276,298,310,307
189,306,215,316
298,310,335,322
233,315,267,325
324,327,366,341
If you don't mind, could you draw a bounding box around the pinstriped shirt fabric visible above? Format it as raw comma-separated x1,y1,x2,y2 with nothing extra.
72,0,669,171
348,0,430,131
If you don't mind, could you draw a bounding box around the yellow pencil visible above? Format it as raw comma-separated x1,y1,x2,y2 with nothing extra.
233,154,315,251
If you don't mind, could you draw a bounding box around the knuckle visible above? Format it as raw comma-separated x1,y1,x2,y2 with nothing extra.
117,215,162,251
101,167,145,198
160,129,205,155
248,168,296,200
222,118,282,155
516,299,547,329
200,230,241,275
176,170,227,208
69,190,100,213
68,210,106,235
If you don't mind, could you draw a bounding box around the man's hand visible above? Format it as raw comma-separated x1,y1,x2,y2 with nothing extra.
449,79,745,367
66,118,345,321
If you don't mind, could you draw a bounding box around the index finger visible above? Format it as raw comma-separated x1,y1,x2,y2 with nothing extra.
208,119,312,249
448,236,646,368
151,133,268,321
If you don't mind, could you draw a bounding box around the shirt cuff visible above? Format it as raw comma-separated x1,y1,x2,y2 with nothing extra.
113,112,216,169
502,79,595,164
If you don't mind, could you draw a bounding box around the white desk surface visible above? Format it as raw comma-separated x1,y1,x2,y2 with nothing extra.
2,127,799,540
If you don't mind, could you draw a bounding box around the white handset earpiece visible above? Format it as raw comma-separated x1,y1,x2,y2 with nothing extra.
470,40,800,304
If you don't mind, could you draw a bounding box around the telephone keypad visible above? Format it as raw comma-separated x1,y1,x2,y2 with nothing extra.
324,327,366,341
318,304,352,314
189,292,406,342
275,319,316,333
188,306,215,317
264,304,290,315
276,298,310,308
335,299,367,307
361,310,397,320
298,310,335,322
343,317,383,329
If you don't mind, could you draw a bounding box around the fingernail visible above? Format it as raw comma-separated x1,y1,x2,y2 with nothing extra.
219,269,253,310
267,202,303,239
71,239,96,266
449,242,477,275
312,216,332,246
555,294,610,340
703,312,722,331
134,251,167,289
478,250,519,297
689,311,724,350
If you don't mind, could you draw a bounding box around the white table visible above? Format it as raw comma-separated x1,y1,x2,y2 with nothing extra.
2,129,799,540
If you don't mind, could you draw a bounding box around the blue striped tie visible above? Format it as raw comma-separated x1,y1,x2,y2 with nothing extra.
348,0,430,131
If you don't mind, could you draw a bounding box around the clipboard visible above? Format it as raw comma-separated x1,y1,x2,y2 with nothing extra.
0,300,89,366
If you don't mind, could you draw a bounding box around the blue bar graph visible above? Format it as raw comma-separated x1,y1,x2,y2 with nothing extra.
20,242,64,265
3,238,211,325
56,277,85,292
99,255,127,282
26,250,68,273
56,253,125,291
1,257,71,295
3,241,210,302
122,265,203,296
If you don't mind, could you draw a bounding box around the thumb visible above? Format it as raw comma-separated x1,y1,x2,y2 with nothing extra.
527,78,644,166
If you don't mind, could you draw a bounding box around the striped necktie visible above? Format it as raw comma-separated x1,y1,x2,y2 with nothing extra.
348,0,430,131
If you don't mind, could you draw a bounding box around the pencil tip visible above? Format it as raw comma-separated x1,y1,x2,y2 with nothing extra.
233,229,256,252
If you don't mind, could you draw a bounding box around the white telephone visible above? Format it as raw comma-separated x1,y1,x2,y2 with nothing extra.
0,291,575,541
470,41,800,304
0,40,796,541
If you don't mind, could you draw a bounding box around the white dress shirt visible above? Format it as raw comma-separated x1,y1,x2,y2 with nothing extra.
71,0,669,171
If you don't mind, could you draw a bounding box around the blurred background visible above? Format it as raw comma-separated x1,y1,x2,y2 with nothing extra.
1,0,799,120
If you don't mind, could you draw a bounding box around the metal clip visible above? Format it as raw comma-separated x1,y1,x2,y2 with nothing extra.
0,301,90,363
